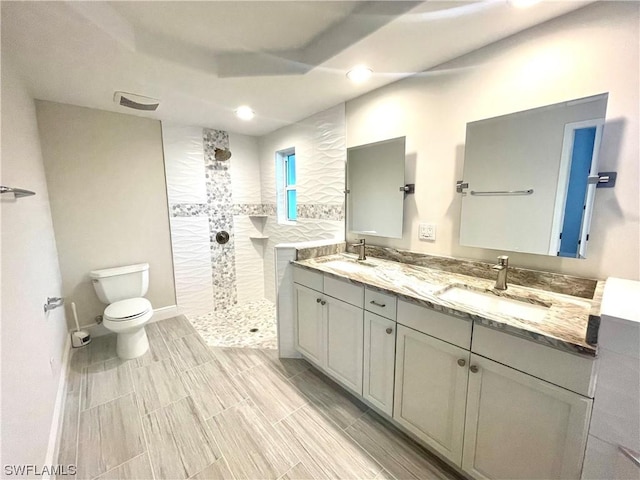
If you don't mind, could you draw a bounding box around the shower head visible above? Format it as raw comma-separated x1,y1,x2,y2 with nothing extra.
214,148,232,161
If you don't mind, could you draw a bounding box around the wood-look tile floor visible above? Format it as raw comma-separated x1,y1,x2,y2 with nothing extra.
58,316,462,480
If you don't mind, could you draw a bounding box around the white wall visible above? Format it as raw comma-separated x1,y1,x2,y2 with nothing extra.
0,59,68,470
36,102,177,329
346,1,639,281
259,105,346,301
230,132,266,303
162,123,214,317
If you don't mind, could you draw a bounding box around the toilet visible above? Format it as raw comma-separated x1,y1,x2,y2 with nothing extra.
89,263,153,359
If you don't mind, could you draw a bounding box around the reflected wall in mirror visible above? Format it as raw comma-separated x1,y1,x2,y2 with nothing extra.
459,93,608,259
347,136,406,239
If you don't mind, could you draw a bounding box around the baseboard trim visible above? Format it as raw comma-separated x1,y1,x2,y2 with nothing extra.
151,304,180,322
43,334,72,480
83,305,180,338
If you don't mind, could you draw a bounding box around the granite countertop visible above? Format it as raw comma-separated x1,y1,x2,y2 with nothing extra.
293,253,602,357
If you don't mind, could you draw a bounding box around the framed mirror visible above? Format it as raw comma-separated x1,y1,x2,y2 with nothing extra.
347,137,406,239
459,93,608,258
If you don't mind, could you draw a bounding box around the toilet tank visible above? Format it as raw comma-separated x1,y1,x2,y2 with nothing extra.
89,263,149,304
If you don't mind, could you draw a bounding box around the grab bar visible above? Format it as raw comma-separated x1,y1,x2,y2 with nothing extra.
470,189,534,196
0,186,36,198
44,297,64,313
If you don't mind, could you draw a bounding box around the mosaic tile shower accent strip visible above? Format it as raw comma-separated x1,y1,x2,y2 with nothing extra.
297,203,344,221
232,203,274,216
204,128,237,310
231,203,343,220
171,203,209,217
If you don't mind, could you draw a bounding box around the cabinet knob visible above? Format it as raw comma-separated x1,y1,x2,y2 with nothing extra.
469,365,479,373
316,298,322,303
457,359,466,367
386,327,393,334
320,300,326,306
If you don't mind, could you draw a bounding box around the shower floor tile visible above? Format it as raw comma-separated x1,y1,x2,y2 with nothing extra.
187,299,277,349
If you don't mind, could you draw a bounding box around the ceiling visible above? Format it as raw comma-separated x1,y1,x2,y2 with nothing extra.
1,1,593,136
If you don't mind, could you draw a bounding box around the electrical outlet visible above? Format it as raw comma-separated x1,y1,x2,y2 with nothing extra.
419,223,437,241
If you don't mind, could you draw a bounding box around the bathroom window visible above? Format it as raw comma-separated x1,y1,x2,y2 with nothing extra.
276,148,296,223
285,153,297,221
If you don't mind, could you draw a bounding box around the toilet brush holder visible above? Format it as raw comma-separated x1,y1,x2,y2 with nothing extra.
70,301,92,348
72,330,91,348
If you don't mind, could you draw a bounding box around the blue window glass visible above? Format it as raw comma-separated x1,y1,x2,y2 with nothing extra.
287,189,297,220
559,127,596,258
286,154,296,185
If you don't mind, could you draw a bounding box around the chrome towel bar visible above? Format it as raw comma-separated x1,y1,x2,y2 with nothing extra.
0,185,36,198
470,189,534,196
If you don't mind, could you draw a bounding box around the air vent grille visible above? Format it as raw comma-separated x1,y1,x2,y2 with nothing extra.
113,91,159,111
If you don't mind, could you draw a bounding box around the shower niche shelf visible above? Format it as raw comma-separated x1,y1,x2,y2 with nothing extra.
248,214,268,241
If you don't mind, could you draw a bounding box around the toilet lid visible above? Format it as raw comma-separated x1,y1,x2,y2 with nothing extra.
105,298,152,320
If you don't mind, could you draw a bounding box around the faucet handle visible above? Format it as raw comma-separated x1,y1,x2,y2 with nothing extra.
497,255,509,266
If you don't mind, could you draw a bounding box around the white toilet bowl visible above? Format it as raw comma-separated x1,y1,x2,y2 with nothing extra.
103,297,153,359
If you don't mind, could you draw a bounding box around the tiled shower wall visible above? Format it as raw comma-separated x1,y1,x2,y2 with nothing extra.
162,123,265,316
259,104,347,302
163,104,346,313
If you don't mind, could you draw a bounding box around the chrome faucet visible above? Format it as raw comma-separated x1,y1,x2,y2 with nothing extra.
350,239,366,261
492,255,509,290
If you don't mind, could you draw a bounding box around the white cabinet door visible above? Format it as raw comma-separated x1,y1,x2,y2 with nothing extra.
324,295,364,395
462,354,592,480
394,325,469,466
363,311,396,416
293,284,324,365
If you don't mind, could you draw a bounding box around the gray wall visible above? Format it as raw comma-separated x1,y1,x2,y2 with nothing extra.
36,101,176,329
1,59,68,469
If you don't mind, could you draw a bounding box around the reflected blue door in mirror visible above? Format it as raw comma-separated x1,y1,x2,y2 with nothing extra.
559,127,597,257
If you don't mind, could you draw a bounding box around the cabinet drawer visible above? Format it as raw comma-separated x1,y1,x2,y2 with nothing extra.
365,288,397,320
324,275,364,308
293,266,323,291
397,299,471,349
472,324,597,397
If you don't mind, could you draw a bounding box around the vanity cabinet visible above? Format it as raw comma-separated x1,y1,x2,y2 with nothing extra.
462,354,592,480
394,324,470,465
363,311,396,415
324,296,364,394
292,264,594,480
293,268,365,395
293,284,324,364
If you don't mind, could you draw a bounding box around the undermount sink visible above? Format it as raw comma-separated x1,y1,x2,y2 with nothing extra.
437,285,550,323
318,258,376,271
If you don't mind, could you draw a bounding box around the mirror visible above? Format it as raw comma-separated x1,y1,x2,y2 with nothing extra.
459,93,608,258
347,137,406,239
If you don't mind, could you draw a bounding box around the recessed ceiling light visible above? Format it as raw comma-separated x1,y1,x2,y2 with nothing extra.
235,105,255,120
346,65,373,83
508,0,541,8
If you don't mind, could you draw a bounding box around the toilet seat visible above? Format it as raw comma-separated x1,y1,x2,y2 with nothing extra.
104,297,152,321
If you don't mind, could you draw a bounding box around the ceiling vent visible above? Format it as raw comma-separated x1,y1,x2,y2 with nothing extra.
113,91,160,111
